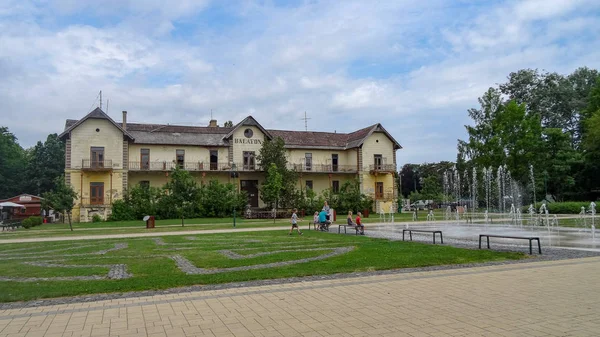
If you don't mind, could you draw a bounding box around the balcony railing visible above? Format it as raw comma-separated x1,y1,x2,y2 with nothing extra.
232,163,262,172
288,163,358,173
369,164,396,173
79,197,109,206
82,159,113,171
369,192,396,200
128,161,246,172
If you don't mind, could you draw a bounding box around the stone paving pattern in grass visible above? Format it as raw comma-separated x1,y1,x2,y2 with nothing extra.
0,230,523,303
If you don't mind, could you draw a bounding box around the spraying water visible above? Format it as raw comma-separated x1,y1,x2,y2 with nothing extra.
528,204,537,227
483,167,492,213
591,202,597,240
472,167,478,219
497,166,504,214
427,210,435,223
530,165,536,207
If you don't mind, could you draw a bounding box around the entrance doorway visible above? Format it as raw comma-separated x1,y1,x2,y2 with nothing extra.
375,182,384,199
240,180,259,207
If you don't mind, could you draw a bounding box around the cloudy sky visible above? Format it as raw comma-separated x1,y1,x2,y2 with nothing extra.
1,0,599,165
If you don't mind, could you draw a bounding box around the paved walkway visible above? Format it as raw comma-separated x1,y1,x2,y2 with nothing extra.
1,257,599,337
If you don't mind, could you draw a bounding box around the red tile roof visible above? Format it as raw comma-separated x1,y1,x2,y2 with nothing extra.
63,116,401,149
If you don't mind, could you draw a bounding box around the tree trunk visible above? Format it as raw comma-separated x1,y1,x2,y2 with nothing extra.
67,212,73,231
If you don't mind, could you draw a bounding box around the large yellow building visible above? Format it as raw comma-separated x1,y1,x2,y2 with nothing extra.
60,108,402,222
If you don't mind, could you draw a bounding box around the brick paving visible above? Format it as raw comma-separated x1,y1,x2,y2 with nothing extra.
1,256,599,336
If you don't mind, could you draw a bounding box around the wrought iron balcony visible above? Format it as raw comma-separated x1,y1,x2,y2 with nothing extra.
128,161,239,172
368,192,396,200
232,163,262,172
288,163,358,173
369,164,396,173
81,159,113,171
79,197,109,206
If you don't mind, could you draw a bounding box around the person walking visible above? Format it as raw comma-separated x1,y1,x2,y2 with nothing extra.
289,208,303,235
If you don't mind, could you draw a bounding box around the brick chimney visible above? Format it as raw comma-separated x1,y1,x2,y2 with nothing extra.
122,111,127,130
209,119,218,127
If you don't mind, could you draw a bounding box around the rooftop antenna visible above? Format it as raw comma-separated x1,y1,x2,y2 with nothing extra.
210,109,213,120
99,90,102,110
301,111,311,131
106,99,109,113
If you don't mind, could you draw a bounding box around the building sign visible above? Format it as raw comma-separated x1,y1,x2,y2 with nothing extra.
234,138,262,145
19,196,32,202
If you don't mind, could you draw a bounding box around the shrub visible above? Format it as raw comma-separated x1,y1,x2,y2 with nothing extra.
92,214,102,223
109,177,250,221
21,218,33,229
30,216,43,226
521,201,593,214
22,216,43,229
108,199,136,221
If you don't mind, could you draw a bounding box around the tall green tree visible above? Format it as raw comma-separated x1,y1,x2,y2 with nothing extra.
42,176,77,231
581,109,600,194
399,164,420,197
542,128,582,199
24,134,65,195
420,175,443,201
0,127,26,199
256,137,297,207
261,163,283,221
160,168,200,225
457,68,600,200
457,88,506,167
200,180,247,217
337,180,372,214
499,67,599,146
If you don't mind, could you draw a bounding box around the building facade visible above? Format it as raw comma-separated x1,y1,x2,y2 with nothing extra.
60,108,402,222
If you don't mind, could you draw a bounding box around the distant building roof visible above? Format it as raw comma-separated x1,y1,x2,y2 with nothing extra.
60,108,134,140
63,114,402,150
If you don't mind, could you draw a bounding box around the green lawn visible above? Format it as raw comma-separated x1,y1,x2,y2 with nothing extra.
0,231,524,302
1,214,413,238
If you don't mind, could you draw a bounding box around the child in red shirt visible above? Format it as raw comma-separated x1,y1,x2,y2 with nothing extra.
356,212,364,235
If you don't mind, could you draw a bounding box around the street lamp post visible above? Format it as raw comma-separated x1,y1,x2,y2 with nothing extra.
231,164,238,228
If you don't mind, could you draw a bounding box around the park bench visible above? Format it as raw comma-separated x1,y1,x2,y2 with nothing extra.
307,220,319,230
338,223,360,235
0,220,22,231
402,229,444,244
479,234,542,255
319,222,331,231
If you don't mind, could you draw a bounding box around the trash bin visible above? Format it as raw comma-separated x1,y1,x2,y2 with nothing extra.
146,216,155,229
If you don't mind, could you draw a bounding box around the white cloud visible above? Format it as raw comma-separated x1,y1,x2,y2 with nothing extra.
0,0,599,166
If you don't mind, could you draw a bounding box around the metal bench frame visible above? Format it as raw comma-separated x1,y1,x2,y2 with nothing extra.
338,224,360,235
479,234,542,255
402,229,443,244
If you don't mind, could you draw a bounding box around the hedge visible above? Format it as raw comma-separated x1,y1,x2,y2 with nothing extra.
22,216,43,229
521,202,594,214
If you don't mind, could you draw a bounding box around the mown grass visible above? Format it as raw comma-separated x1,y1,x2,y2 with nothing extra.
1,213,414,239
0,231,524,302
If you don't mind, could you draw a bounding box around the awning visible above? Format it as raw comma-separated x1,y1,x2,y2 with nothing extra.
0,202,25,209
